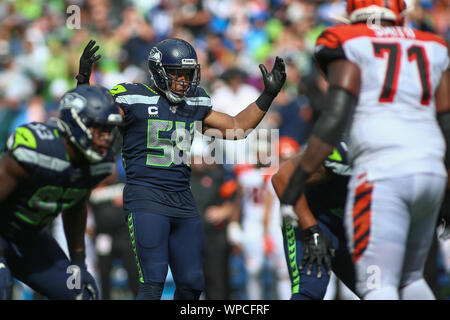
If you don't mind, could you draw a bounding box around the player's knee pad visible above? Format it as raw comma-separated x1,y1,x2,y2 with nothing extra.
174,287,202,300
136,281,164,300
400,278,435,300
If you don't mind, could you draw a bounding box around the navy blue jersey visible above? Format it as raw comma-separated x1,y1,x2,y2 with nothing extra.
110,83,212,217
111,83,211,191
0,122,115,242
304,141,351,220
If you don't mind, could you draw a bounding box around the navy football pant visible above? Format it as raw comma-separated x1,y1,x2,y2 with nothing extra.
0,231,89,299
281,210,357,300
127,212,205,300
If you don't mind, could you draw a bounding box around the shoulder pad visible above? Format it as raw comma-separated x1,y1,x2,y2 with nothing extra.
111,83,160,106
6,123,69,173
411,29,447,48
314,27,348,75
6,123,59,152
6,125,38,152
110,82,159,96
184,87,212,107
110,82,138,97
194,87,211,98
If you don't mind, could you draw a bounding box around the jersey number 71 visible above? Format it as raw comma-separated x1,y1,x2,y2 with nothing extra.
373,42,431,105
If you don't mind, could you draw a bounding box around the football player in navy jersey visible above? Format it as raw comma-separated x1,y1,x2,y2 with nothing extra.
0,85,122,300
76,38,286,299
273,140,359,300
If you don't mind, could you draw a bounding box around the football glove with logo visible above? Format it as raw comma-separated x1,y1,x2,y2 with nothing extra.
300,225,335,279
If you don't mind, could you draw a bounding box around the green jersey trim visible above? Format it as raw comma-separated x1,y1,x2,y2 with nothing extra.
284,218,300,294
140,83,159,95
15,211,37,225
12,127,37,150
128,212,144,283
110,84,128,96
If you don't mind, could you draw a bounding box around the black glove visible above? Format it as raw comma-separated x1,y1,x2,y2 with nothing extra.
70,253,99,300
0,256,12,300
76,40,101,85
255,56,286,112
300,225,335,279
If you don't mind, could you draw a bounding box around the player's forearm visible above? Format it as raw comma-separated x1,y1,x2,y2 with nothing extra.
231,102,267,139
62,204,88,259
299,60,360,174
295,194,317,230
299,136,335,174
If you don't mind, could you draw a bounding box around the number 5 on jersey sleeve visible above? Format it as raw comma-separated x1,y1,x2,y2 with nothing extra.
372,42,431,106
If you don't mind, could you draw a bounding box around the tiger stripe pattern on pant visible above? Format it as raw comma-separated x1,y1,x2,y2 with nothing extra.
352,173,374,263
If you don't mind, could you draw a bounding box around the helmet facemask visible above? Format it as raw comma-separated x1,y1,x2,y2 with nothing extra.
150,63,200,104
165,66,200,99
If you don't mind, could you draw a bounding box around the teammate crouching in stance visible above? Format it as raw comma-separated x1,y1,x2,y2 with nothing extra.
0,85,122,300
76,38,286,299
273,140,359,300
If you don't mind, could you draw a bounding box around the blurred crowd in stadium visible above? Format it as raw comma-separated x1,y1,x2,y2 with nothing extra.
1,0,449,299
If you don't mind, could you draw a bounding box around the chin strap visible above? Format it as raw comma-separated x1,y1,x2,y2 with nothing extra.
165,90,184,104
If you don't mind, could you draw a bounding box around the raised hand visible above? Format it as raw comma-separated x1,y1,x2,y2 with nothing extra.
255,56,286,112
259,56,287,97
76,40,102,85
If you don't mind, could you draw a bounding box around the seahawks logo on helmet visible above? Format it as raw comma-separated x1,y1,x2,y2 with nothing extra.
148,47,162,65
59,92,87,113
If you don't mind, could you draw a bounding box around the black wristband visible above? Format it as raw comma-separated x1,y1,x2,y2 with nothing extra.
255,90,276,112
280,164,310,205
